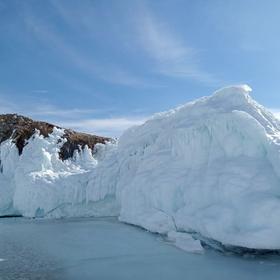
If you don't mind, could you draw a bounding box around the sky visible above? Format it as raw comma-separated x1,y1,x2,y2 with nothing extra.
1,0,280,136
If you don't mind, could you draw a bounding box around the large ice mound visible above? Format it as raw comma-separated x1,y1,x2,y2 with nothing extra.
1,84,280,250
115,85,280,250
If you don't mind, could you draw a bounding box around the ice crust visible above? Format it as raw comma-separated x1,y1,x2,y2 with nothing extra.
2,85,280,250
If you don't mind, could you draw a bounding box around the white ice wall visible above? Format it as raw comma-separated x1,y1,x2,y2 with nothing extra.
0,128,119,218
2,85,280,250
115,85,280,249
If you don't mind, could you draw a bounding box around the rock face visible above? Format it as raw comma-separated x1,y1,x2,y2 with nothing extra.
0,114,110,160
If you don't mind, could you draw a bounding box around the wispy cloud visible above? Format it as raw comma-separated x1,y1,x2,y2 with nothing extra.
270,108,280,119
52,0,212,84
0,94,95,119
31,89,49,94
22,6,153,88
21,1,220,87
0,99,18,114
135,7,219,85
28,106,98,119
59,117,147,137
0,93,147,137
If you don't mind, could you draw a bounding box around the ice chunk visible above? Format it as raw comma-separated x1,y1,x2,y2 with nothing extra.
167,231,204,254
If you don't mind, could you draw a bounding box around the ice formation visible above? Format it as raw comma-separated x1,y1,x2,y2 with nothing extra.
1,85,280,251
0,128,119,218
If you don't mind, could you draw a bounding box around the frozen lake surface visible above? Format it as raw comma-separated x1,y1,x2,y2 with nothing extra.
0,218,280,280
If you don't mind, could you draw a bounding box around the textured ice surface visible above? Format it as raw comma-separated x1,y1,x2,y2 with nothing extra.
116,85,280,250
2,85,280,250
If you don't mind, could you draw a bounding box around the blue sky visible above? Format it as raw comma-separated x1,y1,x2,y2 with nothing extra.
1,0,280,136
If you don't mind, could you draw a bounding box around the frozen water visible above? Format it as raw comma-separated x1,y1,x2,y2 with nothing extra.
0,218,280,280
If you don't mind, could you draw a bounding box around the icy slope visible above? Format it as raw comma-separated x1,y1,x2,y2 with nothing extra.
115,85,280,250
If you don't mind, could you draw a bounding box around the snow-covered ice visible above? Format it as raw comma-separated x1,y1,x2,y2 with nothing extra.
116,85,280,250
2,85,280,251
